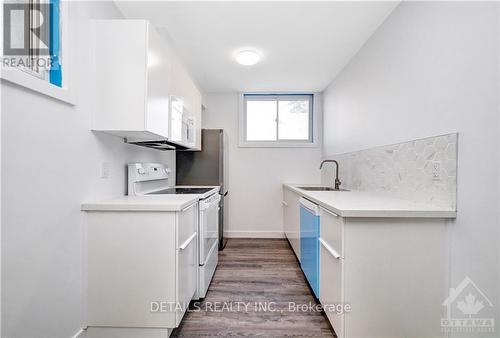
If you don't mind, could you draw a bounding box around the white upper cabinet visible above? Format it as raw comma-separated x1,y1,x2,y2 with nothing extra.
145,22,173,139
92,20,202,150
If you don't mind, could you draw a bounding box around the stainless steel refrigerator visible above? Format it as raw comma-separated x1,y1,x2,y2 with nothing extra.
176,129,228,250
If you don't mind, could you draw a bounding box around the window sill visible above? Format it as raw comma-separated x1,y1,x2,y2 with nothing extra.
1,68,75,105
238,141,319,148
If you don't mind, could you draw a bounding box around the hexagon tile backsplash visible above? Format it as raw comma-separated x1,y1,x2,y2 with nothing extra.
321,133,458,209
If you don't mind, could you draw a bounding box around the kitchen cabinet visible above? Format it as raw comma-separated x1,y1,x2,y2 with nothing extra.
282,188,301,260
84,202,198,330
319,213,448,338
93,20,171,141
283,185,449,338
92,20,202,150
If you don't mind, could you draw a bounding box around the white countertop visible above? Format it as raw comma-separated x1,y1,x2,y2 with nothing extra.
81,195,200,212
284,184,456,218
82,186,220,212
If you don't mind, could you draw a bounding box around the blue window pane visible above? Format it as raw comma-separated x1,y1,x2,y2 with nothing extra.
49,0,61,87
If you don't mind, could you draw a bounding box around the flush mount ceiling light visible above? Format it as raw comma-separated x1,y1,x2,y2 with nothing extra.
235,50,261,66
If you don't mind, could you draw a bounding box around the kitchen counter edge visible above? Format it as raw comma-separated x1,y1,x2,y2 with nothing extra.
81,195,200,212
283,184,457,219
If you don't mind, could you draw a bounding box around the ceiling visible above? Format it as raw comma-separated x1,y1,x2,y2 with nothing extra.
115,1,399,93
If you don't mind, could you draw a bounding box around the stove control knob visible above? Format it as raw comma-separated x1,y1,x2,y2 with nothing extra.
138,167,146,175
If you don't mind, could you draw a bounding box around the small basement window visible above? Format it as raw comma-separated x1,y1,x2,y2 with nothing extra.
239,94,316,147
1,0,72,103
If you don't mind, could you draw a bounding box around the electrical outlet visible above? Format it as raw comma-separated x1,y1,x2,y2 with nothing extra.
431,161,441,180
100,161,110,179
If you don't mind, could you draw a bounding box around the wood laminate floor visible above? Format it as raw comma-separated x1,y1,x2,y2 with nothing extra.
172,239,336,337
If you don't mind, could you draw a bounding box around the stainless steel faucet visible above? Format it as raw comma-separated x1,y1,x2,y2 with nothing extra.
320,160,341,190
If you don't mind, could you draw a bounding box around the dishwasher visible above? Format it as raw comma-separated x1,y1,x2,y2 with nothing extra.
299,197,320,298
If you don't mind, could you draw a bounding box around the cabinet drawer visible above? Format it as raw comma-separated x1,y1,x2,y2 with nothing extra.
319,207,343,256
176,202,198,326
320,242,344,338
177,231,197,326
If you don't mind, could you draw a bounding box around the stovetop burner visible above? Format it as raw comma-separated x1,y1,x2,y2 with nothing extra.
146,187,214,195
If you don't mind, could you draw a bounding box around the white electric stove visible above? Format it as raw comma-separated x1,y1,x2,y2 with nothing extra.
128,163,220,299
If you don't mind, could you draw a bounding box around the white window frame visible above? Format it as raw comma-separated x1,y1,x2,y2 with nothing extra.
238,93,319,148
0,1,74,104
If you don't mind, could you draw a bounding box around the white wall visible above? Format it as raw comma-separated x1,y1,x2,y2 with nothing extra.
1,2,175,337
322,1,499,333
202,93,322,238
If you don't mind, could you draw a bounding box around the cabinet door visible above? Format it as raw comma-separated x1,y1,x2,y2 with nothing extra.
145,23,172,138
283,189,301,260
94,20,148,133
319,237,344,338
176,203,198,326
282,193,291,239
87,211,177,328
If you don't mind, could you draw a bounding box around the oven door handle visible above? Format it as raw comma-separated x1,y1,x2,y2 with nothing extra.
179,232,197,250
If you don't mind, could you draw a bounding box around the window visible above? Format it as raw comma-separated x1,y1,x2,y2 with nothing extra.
240,94,315,147
1,0,71,102
5,0,61,85
48,0,62,87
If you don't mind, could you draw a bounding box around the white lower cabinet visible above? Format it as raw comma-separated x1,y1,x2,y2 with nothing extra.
85,203,198,331
315,209,449,338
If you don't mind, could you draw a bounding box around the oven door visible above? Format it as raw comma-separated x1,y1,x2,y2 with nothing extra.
199,194,221,265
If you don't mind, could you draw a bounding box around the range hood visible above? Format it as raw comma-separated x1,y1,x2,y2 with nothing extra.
125,139,189,151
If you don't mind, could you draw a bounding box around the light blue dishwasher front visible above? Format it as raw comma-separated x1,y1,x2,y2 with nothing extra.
299,197,320,298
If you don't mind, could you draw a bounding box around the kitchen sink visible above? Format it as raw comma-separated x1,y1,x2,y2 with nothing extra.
298,186,349,191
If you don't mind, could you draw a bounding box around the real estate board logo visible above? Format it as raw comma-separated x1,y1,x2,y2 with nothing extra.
441,276,495,334
3,3,51,56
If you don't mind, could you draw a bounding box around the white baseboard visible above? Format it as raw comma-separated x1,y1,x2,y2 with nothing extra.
224,231,285,239
82,327,171,338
